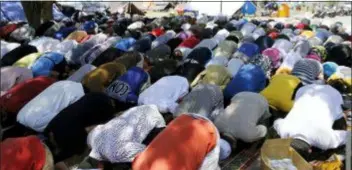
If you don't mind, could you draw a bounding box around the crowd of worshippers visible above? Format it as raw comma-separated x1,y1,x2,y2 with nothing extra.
0,11,351,170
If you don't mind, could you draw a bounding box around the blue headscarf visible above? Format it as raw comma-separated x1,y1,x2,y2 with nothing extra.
223,64,266,101
238,42,260,59
115,37,136,52
31,52,64,77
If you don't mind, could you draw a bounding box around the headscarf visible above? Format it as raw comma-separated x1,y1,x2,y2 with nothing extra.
213,29,230,44
252,27,266,40
91,47,124,67
254,35,274,53
130,37,152,53
12,52,42,68
115,37,136,52
326,44,352,67
194,38,218,51
52,40,78,55
293,40,312,57
176,62,205,83
223,64,266,101
146,44,171,65
206,56,229,68
305,54,321,62
82,21,98,34
0,76,55,114
262,48,281,69
65,30,88,43
166,37,183,52
151,28,165,37
213,40,237,59
324,35,344,45
191,65,231,90
178,35,200,48
54,26,77,40
174,47,192,60
151,30,176,49
0,136,48,170
233,42,260,63
240,22,256,37
291,59,322,85
0,66,33,96
1,44,38,67
82,62,126,92
148,59,179,83
31,52,65,77
0,24,21,38
310,45,328,61
272,39,293,57
322,62,338,78
185,47,213,66
227,58,244,77
114,51,144,69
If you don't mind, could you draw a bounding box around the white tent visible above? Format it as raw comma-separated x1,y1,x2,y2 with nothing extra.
183,0,245,17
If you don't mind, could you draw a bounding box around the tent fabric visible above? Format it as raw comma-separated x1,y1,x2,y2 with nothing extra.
0,1,27,22
241,1,257,15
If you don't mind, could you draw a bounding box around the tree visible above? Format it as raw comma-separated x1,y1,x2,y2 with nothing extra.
21,1,54,29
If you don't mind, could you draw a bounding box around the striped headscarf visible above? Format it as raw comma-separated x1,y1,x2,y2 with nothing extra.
291,59,322,85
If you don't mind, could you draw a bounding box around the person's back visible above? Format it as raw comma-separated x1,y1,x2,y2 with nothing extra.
132,114,219,170
214,92,270,143
274,84,348,150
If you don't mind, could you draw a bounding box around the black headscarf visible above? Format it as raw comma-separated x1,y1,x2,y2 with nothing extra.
184,47,212,66
254,35,274,52
148,59,179,83
92,47,124,67
327,44,352,67
146,44,171,65
1,44,38,67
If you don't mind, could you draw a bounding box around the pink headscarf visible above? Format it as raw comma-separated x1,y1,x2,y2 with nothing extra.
262,48,282,69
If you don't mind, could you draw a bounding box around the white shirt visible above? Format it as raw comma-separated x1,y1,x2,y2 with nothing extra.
29,37,60,53
17,81,85,132
52,40,78,55
87,105,166,163
274,84,349,150
0,40,20,59
138,76,189,113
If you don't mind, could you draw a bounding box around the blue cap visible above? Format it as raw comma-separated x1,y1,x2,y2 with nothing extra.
323,62,338,78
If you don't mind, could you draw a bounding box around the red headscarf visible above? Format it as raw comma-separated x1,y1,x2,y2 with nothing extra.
151,28,165,37
178,35,200,48
268,32,279,40
0,24,19,38
0,76,56,114
1,136,46,170
296,23,306,30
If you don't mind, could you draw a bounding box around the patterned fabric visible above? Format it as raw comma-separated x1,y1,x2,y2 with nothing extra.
174,84,224,120
87,105,166,163
262,48,281,69
310,45,327,61
248,54,272,78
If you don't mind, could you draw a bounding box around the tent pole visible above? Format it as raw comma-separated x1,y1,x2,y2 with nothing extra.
220,0,223,14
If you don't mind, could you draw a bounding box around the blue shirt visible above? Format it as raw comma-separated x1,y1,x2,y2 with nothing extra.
105,67,149,103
